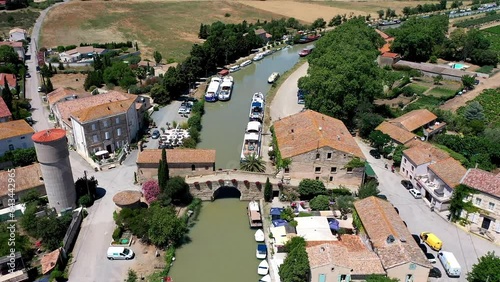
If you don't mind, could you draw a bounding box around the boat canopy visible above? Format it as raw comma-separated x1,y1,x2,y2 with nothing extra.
244,133,260,141
246,121,261,132
249,201,260,211
270,208,284,216
328,218,340,231
252,101,262,108
257,244,267,253
272,219,288,227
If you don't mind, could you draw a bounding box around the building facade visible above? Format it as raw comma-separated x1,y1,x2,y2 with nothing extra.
0,163,46,208
0,120,34,156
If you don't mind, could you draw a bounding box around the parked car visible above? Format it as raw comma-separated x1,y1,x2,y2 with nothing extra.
409,188,422,199
25,73,31,78
401,180,413,190
412,234,421,244
151,130,160,139
426,253,437,264
421,232,442,251
376,194,388,200
369,149,381,159
429,267,442,278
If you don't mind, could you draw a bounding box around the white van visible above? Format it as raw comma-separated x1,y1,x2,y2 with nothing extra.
437,251,461,277
107,247,134,260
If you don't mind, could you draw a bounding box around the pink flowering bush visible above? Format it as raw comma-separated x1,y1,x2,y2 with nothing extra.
142,180,160,203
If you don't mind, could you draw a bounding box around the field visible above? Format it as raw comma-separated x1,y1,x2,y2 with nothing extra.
0,9,40,37
426,86,456,99
308,0,441,15
481,25,500,53
40,1,285,61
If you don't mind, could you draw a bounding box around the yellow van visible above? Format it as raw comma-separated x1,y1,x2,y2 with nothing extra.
420,232,442,251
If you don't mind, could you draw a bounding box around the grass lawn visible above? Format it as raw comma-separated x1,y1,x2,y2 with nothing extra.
426,86,457,100
475,65,495,74
0,9,40,35
405,95,443,111
40,1,284,61
404,83,429,95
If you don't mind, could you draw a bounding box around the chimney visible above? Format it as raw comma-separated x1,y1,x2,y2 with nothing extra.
337,135,340,141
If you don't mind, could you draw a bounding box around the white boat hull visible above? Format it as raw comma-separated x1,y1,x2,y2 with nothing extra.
259,274,271,282
256,251,267,259
254,229,265,242
257,260,269,276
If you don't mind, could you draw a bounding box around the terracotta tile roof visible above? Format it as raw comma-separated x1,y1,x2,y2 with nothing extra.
254,28,267,35
137,149,216,164
375,29,393,41
0,73,17,88
274,110,364,159
354,197,431,269
0,41,23,48
46,88,89,106
55,91,133,127
428,157,467,188
0,97,12,119
0,119,34,140
403,142,449,166
382,52,400,58
306,235,385,275
71,98,135,123
390,109,437,132
376,121,416,144
0,163,43,197
112,190,142,206
9,28,26,34
41,249,60,275
461,169,500,198
379,42,391,54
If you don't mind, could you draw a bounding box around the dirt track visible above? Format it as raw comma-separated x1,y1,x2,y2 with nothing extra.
439,72,500,112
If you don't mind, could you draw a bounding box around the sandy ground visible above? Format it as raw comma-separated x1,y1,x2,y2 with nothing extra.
51,73,88,93
131,243,166,279
439,71,500,112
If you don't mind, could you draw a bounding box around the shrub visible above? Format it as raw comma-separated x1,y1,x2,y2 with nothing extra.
310,195,330,210
112,226,123,241
78,194,93,207
142,180,160,204
50,269,64,282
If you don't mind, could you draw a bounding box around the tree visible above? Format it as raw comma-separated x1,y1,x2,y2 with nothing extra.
357,113,384,138
46,77,54,93
153,51,162,65
358,180,380,199
377,10,385,19
369,130,391,152
103,61,137,89
0,45,19,64
1,77,13,111
142,180,161,204
126,269,138,282
150,83,171,105
264,177,272,202
311,18,326,29
75,175,98,200
467,251,500,282
366,275,400,282
463,101,485,121
298,179,326,200
148,204,187,247
0,223,31,257
448,184,478,222
240,154,265,172
462,75,475,89
158,148,169,189
58,62,65,70
279,237,310,282
20,190,47,206
433,74,443,85
165,176,192,204
392,145,406,167
309,195,330,211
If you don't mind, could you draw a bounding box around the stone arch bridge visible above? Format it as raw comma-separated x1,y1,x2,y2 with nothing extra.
185,170,297,201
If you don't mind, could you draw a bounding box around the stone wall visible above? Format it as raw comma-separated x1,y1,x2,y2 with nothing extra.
189,180,265,201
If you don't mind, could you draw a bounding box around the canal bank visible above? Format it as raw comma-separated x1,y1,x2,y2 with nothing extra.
198,44,313,169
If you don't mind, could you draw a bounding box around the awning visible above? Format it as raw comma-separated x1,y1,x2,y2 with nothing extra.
95,150,109,156
365,163,376,178
272,219,288,227
328,218,340,231
270,208,284,216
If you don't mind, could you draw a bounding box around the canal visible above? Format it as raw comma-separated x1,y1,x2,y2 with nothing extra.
168,198,261,282
198,44,312,169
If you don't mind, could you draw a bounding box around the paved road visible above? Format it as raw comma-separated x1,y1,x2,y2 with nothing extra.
269,62,307,121
355,138,500,281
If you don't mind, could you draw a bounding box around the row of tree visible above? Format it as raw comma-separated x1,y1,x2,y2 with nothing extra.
401,0,447,16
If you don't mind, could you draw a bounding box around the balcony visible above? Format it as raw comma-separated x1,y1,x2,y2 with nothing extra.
416,175,449,200
424,121,447,136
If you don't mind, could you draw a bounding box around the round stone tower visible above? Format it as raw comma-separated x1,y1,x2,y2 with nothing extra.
32,129,76,213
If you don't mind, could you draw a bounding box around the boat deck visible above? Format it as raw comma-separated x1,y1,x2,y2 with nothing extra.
242,141,259,158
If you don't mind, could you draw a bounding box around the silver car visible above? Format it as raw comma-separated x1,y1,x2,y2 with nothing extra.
409,188,422,199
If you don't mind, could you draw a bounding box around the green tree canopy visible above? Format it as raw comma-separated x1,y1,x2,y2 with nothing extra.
463,101,485,121
298,179,326,200
264,177,272,202
165,176,192,204
366,275,400,282
309,195,330,211
369,130,391,152
148,204,188,247
279,237,310,282
153,51,162,65
240,154,265,172
358,180,380,199
467,251,500,282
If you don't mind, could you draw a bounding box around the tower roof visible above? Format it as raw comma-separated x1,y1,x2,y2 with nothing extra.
32,129,66,143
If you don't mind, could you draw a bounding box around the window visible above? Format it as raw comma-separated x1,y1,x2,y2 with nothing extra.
117,128,122,136
315,176,320,180
20,136,25,139
329,176,333,181
284,168,290,173
91,123,96,130
330,167,337,173
489,202,495,210
191,164,196,171
115,117,120,124
410,175,413,180
402,167,406,173
327,152,332,159
404,158,407,163
315,153,320,160
315,167,321,173
8,144,14,150
411,165,414,171
465,195,472,202
92,135,98,143
475,198,482,206
105,132,110,140
347,167,353,173
103,120,109,127
405,274,414,282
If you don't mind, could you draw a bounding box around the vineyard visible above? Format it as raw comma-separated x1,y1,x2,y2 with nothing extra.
453,12,500,28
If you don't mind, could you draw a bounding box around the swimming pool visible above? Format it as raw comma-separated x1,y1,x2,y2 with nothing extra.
452,63,466,69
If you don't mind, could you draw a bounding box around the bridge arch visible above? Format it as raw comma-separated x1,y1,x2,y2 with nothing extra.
212,185,242,200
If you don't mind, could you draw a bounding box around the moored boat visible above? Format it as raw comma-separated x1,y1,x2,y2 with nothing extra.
229,65,240,72
257,260,269,275
240,60,252,68
218,76,234,101
256,244,267,259
259,275,271,282
240,121,262,161
204,77,221,102
267,72,280,84
249,92,265,122
248,200,263,228
254,229,265,242
253,53,264,61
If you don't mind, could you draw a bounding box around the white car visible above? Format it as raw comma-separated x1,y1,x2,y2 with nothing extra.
409,188,422,199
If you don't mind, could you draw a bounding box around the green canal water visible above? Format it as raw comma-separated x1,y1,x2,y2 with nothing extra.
168,199,261,282
198,44,313,169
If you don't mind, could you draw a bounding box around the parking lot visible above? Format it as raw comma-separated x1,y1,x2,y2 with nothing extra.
355,138,500,281
145,100,192,149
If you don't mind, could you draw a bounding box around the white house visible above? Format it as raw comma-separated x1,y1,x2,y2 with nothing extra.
9,28,27,42
0,120,35,156
400,140,449,183
59,46,106,63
